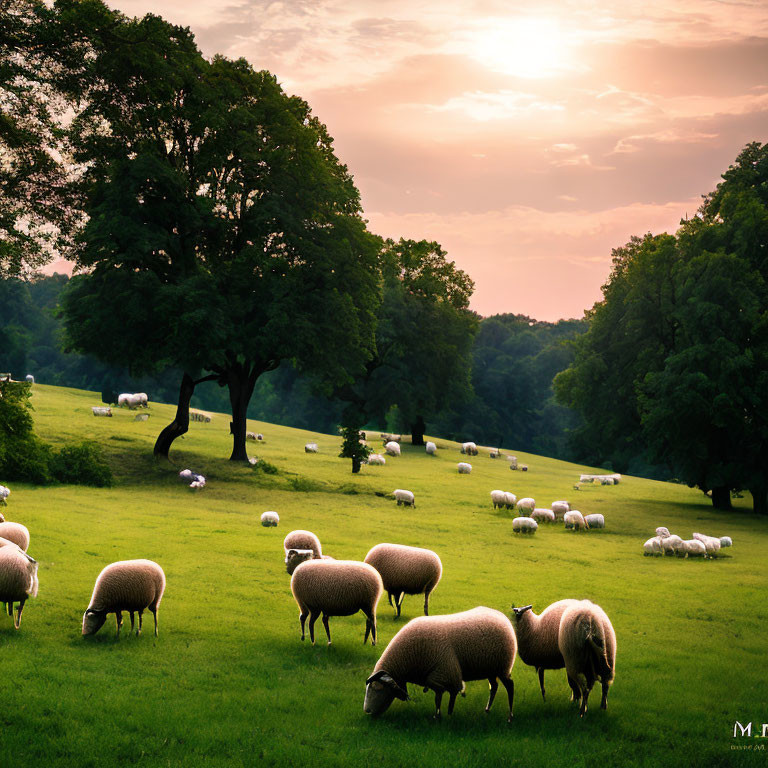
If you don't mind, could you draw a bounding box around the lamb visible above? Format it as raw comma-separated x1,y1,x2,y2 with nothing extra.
457,462,472,474
260,511,279,527
551,501,569,519
643,537,663,556
511,600,580,701
364,543,442,617
393,489,415,507
367,453,386,466
425,441,437,455
0,545,38,629
563,511,588,530
516,497,535,514
719,536,733,548
290,559,382,645
558,600,616,716
91,406,112,417
693,532,721,558
385,441,401,457
584,514,605,529
304,442,319,453
82,559,166,638
512,517,538,534
460,442,478,456
490,490,507,509
0,522,30,551
363,607,517,721
0,485,9,506
532,508,556,523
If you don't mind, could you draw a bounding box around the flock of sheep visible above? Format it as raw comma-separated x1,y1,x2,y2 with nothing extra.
644,527,733,558
280,528,615,720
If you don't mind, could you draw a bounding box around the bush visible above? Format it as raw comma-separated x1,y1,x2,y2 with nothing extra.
49,442,113,487
0,435,53,484
252,459,278,475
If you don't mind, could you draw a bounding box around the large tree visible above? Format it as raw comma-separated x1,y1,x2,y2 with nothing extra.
59,5,380,461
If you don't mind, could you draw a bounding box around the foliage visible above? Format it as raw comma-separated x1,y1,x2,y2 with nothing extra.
252,458,278,475
338,425,372,473
48,440,113,487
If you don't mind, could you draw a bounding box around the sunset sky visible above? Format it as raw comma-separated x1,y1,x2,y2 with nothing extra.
64,0,768,320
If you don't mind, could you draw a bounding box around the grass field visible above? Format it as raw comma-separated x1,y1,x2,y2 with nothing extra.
1,383,766,767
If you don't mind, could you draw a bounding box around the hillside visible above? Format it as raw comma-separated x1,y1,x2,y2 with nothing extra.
0,384,765,767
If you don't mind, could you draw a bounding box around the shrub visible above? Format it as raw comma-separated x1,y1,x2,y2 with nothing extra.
49,442,113,487
252,459,278,475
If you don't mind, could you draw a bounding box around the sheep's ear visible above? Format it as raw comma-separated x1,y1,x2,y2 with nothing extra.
366,670,387,685
511,605,533,617
380,674,409,701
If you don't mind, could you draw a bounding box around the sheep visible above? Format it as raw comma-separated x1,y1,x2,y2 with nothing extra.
655,527,671,538
425,441,437,455
304,442,319,453
504,492,517,509
643,537,663,556
0,485,10,507
457,462,472,474
516,497,535,514
520,465,529,472
584,514,605,529
82,559,166,638
532,508,556,523
0,522,30,551
385,441,401,457
512,517,538,534
719,536,733,548
380,434,401,444
261,511,279,527
461,442,478,456
490,490,506,509
558,600,616,717
91,406,112,417
508,455,518,469
661,534,683,555
25,374,34,384
393,489,415,507
284,530,323,573
136,393,148,407
285,548,316,573
117,393,131,407
489,448,500,459
0,545,38,629
290,559,383,645
563,511,588,531
551,501,569,519
677,539,707,558
693,532,721,558
363,607,517,721
364,543,442,617
257,433,264,440
367,453,386,466
246,431,257,441
511,600,580,701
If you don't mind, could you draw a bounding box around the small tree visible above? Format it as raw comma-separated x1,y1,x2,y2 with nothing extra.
339,425,372,474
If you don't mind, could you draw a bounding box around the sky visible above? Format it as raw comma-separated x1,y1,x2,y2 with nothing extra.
48,0,768,321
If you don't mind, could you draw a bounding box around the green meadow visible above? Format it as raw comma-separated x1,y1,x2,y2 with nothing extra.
1,383,766,767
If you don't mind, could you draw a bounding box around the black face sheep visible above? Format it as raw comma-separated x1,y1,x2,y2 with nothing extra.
0,521,30,551
364,607,517,721
82,559,166,638
511,600,579,701
290,559,382,646
283,530,322,561
557,600,616,717
0,545,38,629
364,543,442,617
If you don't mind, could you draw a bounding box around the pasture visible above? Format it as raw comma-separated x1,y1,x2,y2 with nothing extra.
1,384,766,767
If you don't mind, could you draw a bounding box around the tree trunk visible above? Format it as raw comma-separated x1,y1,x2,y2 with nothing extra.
410,415,426,446
228,365,259,462
711,486,732,510
352,457,361,474
153,372,196,459
750,484,768,515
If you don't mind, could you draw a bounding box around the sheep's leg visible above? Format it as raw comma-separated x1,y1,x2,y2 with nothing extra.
485,677,498,712
299,609,308,640
115,611,123,638
537,667,546,701
137,610,143,635
567,674,581,703
424,591,430,616
387,591,394,608
396,592,404,618
6,601,12,617
322,614,332,645
14,599,25,630
500,675,515,722
579,685,592,717
152,608,158,637
129,612,135,634
363,610,377,645
600,680,611,710
308,611,319,645
447,691,458,715
433,690,443,719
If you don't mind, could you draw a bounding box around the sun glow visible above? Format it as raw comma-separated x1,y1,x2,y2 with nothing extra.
469,17,575,79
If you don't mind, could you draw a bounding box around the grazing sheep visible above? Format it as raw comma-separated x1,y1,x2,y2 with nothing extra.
489,448,500,459
516,497,535,514
363,607,517,721
380,434,401,444
284,530,323,562
558,600,616,717
719,536,733,548
520,465,528,472
425,441,437,455
661,534,683,555
643,537,663,556
511,600,580,701
290,559,382,645
117,393,131,407
457,462,472,474
304,442,319,453
0,522,29,551
261,511,279,527
0,545,38,629
91,406,112,417
0,485,10,507
285,548,316,574
246,431,257,441
82,559,166,638
385,441,401,457
25,374,34,384
461,442,478,456
490,490,507,510
655,527,671,538
393,489,415,507
504,492,517,509
563,511,588,531
532,508,556,524
551,501,569,519
367,453,386,466
677,539,707,558
693,532,721,558
512,517,538,534
584,514,605,529
364,543,442,617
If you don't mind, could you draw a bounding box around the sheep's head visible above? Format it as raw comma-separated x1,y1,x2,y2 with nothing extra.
510,605,533,625
285,548,314,575
364,671,409,716
82,608,107,636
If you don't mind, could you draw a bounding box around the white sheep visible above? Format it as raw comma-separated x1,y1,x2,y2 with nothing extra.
643,536,663,556
117,393,131,407
385,441,401,457
661,534,683,555
564,511,588,530
489,448,500,459
516,497,535,514
532,508,555,523
91,406,113,417
457,462,472,474
425,441,437,455
678,539,707,558
520,465,528,472
136,393,148,407
246,431,257,441
25,374,34,384
393,489,415,507
363,607,517,720
0,545,38,629
490,490,507,510
693,532,721,558
261,511,279,527
655,527,671,538
461,442,478,456
551,501,569,519
719,536,733,548
82,559,166,637
512,516,538,534
503,492,517,509
0,485,10,507
0,522,30,551
367,453,386,466
584,514,605,529
290,559,383,645
304,442,319,453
